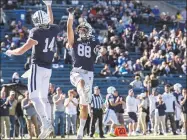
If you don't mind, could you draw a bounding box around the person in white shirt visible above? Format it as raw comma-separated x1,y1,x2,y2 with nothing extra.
148,88,158,131
162,84,178,135
138,92,148,135
64,89,78,135
126,89,138,136
130,76,143,89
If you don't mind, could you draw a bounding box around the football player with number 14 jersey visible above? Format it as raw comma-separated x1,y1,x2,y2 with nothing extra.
6,0,60,139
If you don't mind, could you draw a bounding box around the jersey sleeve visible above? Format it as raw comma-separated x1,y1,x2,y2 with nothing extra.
108,95,114,102
28,28,38,41
54,24,61,34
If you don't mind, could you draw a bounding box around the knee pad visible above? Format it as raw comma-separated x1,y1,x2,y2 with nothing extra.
79,105,88,119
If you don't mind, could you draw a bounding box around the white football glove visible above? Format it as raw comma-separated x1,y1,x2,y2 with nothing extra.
43,0,52,6
5,50,12,57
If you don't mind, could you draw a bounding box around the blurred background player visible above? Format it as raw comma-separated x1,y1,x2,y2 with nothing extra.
5,0,61,139
66,7,100,139
103,86,122,136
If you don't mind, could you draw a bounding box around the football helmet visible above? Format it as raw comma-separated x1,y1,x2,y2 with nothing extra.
107,86,116,94
77,22,93,40
173,83,182,92
32,10,49,26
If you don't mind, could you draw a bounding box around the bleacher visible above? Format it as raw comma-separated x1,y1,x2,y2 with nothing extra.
1,51,186,96
165,0,186,10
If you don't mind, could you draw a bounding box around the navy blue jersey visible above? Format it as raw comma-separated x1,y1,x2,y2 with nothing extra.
29,24,60,69
70,35,99,71
107,94,117,110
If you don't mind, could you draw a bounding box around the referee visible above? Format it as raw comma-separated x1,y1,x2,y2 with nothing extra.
89,86,105,138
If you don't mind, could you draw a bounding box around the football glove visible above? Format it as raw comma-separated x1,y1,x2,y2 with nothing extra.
42,0,52,6
67,7,75,14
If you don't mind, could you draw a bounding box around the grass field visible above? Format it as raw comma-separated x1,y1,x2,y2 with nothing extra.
11,134,186,139
66,134,187,139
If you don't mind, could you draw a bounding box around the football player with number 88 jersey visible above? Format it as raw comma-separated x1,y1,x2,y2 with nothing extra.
67,7,99,139
5,0,60,139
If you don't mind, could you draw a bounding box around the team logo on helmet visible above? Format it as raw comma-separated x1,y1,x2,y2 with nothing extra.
32,10,49,26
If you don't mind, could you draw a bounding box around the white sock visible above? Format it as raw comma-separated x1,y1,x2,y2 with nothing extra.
31,98,48,127
77,88,84,96
77,119,86,137
40,98,52,124
110,127,114,134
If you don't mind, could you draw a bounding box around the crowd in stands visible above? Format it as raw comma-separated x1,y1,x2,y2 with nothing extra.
0,0,187,139
1,79,187,139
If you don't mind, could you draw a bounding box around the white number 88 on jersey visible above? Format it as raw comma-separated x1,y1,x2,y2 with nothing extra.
78,44,91,58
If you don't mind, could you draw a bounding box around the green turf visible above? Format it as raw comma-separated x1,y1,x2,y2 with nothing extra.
12,134,186,139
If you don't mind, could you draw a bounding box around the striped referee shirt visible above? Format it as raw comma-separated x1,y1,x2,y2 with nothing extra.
90,94,104,109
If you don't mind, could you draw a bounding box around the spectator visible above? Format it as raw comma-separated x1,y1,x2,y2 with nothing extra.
181,60,186,75
119,63,129,75
126,89,138,136
53,53,61,64
143,75,151,90
1,42,7,52
108,49,117,68
130,75,143,89
112,66,120,77
162,84,178,135
148,88,158,132
138,92,148,135
48,83,56,124
12,72,21,84
180,88,187,135
8,91,18,139
149,74,159,88
0,87,10,139
53,87,66,138
133,59,144,76
100,64,111,77
152,5,160,17
95,47,108,64
16,95,25,138
154,94,167,136
64,89,78,135
89,86,105,138
22,91,39,139
9,42,17,50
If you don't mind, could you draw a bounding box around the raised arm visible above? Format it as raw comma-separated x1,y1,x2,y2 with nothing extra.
43,0,54,24
67,7,75,47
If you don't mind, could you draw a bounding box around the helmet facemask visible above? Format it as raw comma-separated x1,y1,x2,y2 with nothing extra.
77,22,92,40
